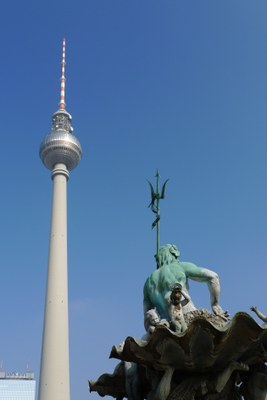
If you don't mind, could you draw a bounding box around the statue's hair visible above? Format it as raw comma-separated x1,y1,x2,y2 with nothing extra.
157,244,180,267
144,308,159,331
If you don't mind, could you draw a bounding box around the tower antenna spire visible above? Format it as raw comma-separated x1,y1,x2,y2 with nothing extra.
59,37,66,110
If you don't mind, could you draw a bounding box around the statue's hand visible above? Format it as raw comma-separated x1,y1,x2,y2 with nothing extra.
250,306,257,312
158,319,170,328
212,304,229,319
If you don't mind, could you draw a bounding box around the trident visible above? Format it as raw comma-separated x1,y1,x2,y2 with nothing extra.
147,170,169,268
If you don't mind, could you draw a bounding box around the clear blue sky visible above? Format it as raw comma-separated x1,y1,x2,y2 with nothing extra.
0,1,267,399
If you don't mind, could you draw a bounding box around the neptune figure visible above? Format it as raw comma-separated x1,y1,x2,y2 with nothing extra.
143,244,228,321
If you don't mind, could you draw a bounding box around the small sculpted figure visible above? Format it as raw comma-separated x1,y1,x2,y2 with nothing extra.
142,308,169,341
143,244,228,321
144,308,160,334
144,308,169,334
250,306,267,328
165,283,190,333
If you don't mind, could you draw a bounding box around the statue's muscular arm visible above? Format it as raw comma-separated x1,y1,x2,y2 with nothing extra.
143,278,154,314
181,262,228,317
251,306,267,323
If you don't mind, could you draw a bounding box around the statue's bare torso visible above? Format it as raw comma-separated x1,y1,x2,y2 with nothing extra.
143,245,226,321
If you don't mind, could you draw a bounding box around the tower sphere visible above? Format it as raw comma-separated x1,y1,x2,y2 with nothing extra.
40,109,82,171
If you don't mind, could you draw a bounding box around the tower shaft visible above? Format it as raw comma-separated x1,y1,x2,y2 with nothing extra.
38,163,70,400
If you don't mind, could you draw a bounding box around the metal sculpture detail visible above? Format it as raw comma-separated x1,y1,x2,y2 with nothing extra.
147,170,168,268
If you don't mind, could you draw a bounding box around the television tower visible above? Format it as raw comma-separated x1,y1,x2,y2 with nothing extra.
38,38,82,400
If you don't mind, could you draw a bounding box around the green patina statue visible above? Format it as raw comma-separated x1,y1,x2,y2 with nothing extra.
89,175,267,400
143,244,228,321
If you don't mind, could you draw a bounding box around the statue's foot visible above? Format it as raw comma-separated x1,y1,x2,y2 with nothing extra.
231,361,249,372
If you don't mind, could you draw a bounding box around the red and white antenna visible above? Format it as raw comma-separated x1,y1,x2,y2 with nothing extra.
59,37,66,110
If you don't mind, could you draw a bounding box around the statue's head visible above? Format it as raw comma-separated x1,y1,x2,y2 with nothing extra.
144,308,160,330
170,283,183,303
156,244,180,268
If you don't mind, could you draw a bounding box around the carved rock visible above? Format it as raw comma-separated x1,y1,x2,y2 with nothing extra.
90,312,267,399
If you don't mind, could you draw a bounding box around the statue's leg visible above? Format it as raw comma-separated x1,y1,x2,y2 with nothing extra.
154,367,175,400
124,362,143,400
146,367,161,400
213,362,249,393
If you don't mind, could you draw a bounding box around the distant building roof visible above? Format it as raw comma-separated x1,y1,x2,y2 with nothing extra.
0,371,34,380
